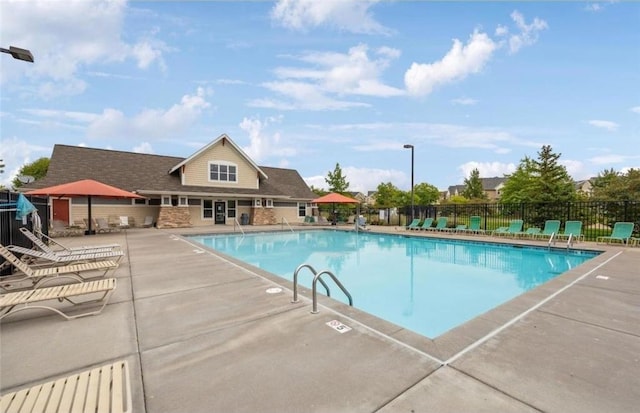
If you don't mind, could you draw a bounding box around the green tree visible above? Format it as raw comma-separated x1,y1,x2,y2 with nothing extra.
374,182,401,208
500,146,576,203
309,185,328,197
12,157,50,189
592,168,640,201
414,182,440,205
531,145,576,203
461,168,486,200
325,163,349,193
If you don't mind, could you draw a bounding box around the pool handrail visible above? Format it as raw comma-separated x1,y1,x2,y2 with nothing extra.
292,264,331,303
311,270,353,314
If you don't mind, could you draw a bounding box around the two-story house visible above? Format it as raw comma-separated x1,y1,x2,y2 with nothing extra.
25,134,317,228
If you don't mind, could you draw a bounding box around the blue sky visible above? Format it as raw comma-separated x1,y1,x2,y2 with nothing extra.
1,0,639,192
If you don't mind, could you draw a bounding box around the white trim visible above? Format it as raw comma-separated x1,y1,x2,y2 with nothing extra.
168,134,268,179
254,198,262,208
178,196,188,207
208,160,238,183
265,199,273,208
161,196,172,206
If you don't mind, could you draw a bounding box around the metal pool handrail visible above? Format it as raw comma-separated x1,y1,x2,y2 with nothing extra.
311,270,353,314
292,264,331,303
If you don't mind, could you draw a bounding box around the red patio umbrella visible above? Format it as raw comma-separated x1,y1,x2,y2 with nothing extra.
26,179,145,235
312,192,359,225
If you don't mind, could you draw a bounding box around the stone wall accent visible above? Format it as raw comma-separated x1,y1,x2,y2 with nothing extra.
156,206,192,228
251,207,276,225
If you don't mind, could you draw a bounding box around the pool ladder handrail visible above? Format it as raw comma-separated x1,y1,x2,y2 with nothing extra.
292,264,353,314
281,217,294,233
547,231,556,249
566,233,574,250
233,218,245,236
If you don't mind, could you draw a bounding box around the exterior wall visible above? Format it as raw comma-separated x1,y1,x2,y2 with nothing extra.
69,202,159,228
182,141,258,189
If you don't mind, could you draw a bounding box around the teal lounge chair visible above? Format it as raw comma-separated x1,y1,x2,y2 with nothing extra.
405,218,420,230
516,227,541,238
464,216,485,235
493,220,523,237
491,226,509,236
597,222,635,245
417,218,434,230
426,217,448,232
557,220,583,242
533,220,561,240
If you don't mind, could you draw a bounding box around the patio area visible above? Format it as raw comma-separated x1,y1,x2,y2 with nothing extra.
1,225,639,412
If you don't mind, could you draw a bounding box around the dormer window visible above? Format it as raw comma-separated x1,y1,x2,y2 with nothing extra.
209,161,237,183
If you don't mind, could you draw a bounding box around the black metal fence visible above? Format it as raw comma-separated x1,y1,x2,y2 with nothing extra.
1,190,50,276
362,201,640,241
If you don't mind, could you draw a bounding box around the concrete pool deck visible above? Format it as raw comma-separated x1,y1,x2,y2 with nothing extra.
1,225,638,412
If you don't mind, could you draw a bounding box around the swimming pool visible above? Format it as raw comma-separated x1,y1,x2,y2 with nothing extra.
189,230,599,338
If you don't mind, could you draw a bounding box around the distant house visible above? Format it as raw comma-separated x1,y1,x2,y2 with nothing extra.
574,179,594,197
444,177,506,201
365,191,377,206
346,191,367,203
25,134,317,228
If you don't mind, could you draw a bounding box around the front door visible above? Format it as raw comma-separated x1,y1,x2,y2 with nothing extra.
214,201,226,224
52,198,70,225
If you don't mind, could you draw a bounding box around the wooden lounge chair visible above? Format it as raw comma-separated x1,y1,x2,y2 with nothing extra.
597,222,635,245
0,360,131,413
19,227,120,255
0,278,116,321
0,244,118,290
6,244,124,265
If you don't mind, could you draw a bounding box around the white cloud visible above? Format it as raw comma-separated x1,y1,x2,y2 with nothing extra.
404,30,497,96
93,87,209,140
588,120,619,131
0,137,51,188
304,166,405,193
589,154,628,164
270,0,390,35
458,161,516,182
254,44,403,110
630,106,640,114
0,0,169,95
239,115,297,163
133,142,154,154
451,98,478,105
505,11,548,54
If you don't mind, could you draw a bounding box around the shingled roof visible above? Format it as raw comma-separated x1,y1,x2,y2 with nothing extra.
26,145,316,200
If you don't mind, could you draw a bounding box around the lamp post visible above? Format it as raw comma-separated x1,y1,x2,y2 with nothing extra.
403,144,414,223
1,46,34,63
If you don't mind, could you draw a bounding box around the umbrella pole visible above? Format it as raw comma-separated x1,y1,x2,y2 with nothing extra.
86,196,94,235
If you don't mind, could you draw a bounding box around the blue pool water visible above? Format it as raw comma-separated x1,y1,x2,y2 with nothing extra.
189,230,598,338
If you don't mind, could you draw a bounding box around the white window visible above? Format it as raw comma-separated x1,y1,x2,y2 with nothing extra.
298,203,306,217
179,196,188,207
265,199,273,208
162,196,172,206
209,161,238,183
254,198,262,207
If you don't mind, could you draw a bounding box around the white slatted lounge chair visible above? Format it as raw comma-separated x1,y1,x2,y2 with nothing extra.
0,360,131,413
0,278,116,321
0,244,118,290
19,227,120,255
142,215,154,228
7,244,124,265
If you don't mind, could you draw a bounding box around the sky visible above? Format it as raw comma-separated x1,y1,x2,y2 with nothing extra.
1,0,639,193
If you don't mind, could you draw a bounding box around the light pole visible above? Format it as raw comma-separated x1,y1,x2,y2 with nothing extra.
1,46,34,63
403,144,414,223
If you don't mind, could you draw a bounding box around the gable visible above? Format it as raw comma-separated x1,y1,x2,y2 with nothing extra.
180,139,260,189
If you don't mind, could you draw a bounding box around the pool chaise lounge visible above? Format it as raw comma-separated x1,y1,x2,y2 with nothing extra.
556,220,584,242
0,360,131,413
405,218,420,230
6,244,124,265
532,220,561,241
0,244,119,291
596,222,635,245
19,227,121,255
424,217,448,232
463,216,486,235
0,277,117,321
417,218,434,231
492,220,523,237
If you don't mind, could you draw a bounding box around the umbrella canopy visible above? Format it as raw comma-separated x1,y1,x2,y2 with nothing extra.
312,192,359,204
26,179,144,235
